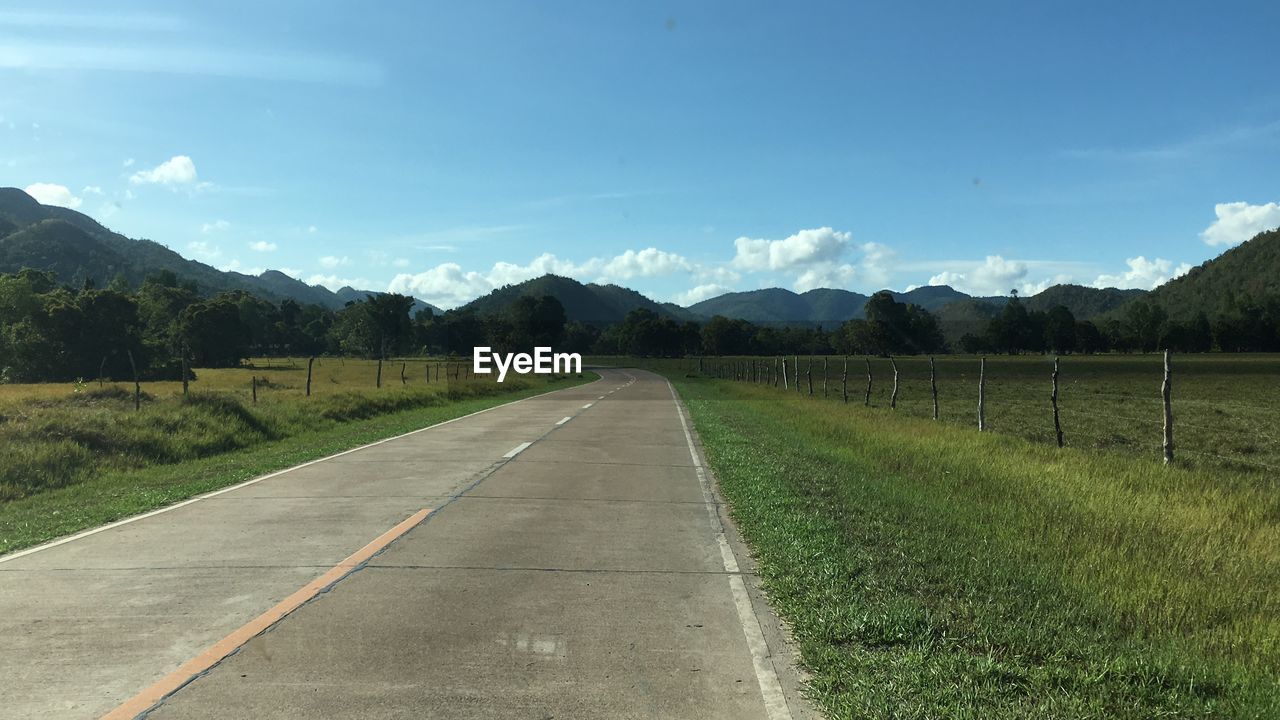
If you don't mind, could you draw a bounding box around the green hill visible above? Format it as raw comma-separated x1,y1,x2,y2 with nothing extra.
1023,284,1144,318
0,187,439,314
460,274,692,324
1131,229,1280,321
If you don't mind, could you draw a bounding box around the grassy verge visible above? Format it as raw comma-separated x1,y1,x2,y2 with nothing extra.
0,373,595,554
673,377,1279,718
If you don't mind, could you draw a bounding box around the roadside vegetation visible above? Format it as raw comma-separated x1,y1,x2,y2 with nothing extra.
675,376,1279,718
0,358,593,553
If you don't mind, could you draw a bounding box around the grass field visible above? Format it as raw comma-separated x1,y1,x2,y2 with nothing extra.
624,353,1280,475
668,374,1279,718
0,357,593,554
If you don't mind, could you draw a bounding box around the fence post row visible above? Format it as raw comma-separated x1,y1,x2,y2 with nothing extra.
703,352,1182,468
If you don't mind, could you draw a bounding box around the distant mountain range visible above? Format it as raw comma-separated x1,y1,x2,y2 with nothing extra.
8,185,1271,335
0,187,440,315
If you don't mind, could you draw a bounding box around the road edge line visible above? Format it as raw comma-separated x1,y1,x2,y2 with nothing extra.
665,378,792,720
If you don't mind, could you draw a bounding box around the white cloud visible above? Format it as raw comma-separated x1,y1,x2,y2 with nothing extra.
795,263,857,292
1092,257,1192,290
731,227,851,272
674,283,733,306
387,264,493,307
600,247,690,280
488,253,595,287
24,182,81,208
248,241,277,252
81,185,103,195
319,255,349,268
130,155,197,185
928,255,1028,296
219,259,263,275
1200,201,1280,247
393,258,410,268
186,240,220,261
858,242,896,289
200,219,230,234
308,274,373,292
122,157,135,168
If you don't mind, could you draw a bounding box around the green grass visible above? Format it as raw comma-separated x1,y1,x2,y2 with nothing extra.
0,371,595,554
672,376,1279,718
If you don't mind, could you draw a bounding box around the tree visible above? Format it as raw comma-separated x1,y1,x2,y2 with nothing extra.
181,296,250,368
1044,305,1077,354
508,295,567,350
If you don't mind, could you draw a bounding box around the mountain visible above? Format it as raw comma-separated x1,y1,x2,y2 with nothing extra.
891,285,985,312
1022,284,1144,318
1125,228,1280,321
688,288,844,323
458,274,694,324
0,187,440,314
689,280,1149,329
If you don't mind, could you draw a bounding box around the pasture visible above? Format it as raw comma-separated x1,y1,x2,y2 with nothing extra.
640,353,1280,474
0,357,591,553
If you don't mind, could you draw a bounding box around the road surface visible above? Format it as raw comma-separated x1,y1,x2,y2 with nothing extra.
0,369,813,719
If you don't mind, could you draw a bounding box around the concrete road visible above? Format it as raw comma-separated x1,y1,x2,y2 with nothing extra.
0,369,814,719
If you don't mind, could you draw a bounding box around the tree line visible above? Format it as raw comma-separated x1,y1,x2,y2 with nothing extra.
5,269,1277,383
955,291,1280,355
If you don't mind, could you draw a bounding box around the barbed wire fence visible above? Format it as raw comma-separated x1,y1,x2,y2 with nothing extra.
690,351,1280,473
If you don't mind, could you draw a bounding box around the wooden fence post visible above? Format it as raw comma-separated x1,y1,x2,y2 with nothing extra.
864,357,872,406
889,356,899,410
807,355,814,396
435,362,440,382
978,357,987,432
841,355,848,403
126,349,140,411
251,375,257,403
306,356,315,396
400,361,407,385
823,357,829,398
774,357,780,387
1162,349,1174,465
930,356,938,420
794,356,801,393
98,356,107,387
1051,356,1063,447
781,357,789,390
181,345,189,396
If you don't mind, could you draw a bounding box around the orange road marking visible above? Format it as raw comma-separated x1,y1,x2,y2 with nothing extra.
101,507,433,720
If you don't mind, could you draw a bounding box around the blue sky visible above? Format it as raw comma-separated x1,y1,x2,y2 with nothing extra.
2,1,1278,307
